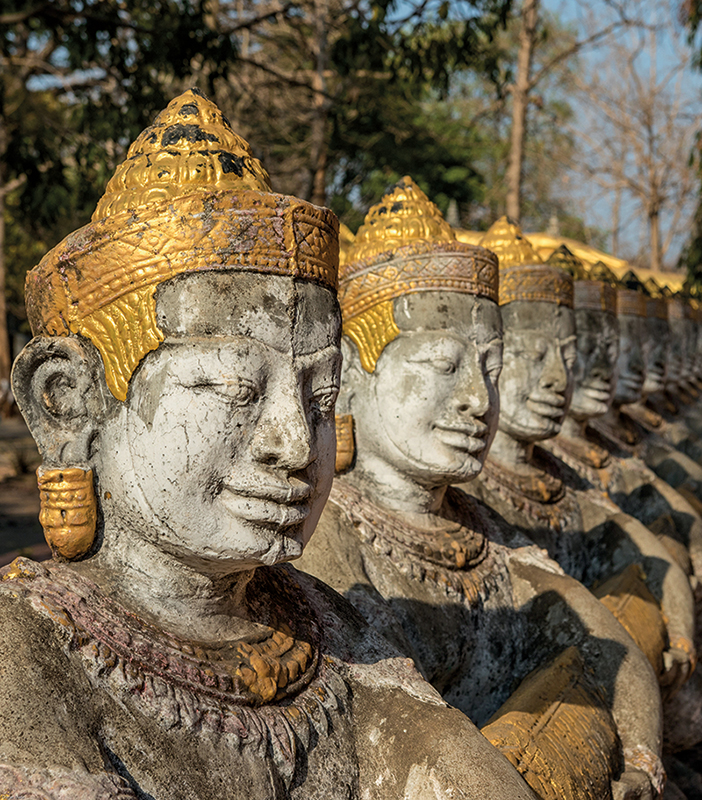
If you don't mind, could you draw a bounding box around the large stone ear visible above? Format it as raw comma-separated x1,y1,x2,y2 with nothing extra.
11,336,115,467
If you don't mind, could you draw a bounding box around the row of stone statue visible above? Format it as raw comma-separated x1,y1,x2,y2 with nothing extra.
1,88,702,799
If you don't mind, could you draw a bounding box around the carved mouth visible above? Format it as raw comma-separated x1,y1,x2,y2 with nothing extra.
433,423,488,452
526,397,565,420
221,482,312,529
581,385,611,403
618,375,644,393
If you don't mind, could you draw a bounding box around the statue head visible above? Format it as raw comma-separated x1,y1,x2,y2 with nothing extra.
567,261,619,422
665,295,690,394
336,177,500,489
12,90,341,571
483,223,576,444
641,278,670,396
612,274,647,407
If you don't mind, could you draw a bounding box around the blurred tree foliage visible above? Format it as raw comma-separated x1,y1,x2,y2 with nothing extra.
0,0,236,389
680,1,702,285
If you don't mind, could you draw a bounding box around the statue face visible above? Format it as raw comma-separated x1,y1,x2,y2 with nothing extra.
569,308,619,421
97,272,341,570
498,301,576,442
348,292,502,487
613,314,646,405
642,317,670,395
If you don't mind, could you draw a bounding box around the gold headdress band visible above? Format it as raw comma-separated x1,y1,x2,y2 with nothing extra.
668,296,691,321
25,89,339,400
480,217,573,308
643,277,667,320
339,177,498,372
617,289,647,318
572,261,617,314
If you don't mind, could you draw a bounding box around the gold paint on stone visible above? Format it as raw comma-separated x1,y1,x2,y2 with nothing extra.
343,300,400,373
478,216,542,270
481,217,573,308
546,244,588,280
340,177,498,372
617,289,647,317
572,262,618,314
25,89,340,401
346,176,454,264
335,414,355,473
37,467,97,560
338,222,356,266
481,646,621,800
592,564,667,677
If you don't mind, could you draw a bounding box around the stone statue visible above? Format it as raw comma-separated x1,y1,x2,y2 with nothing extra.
2,91,541,800
535,263,697,695
297,191,664,800
468,235,694,701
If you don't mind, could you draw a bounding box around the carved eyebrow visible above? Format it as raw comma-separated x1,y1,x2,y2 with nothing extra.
559,335,577,346
295,346,342,369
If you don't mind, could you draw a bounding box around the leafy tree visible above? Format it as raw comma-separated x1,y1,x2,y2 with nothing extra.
0,0,236,400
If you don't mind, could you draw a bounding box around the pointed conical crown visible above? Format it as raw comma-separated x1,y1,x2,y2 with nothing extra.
339,222,356,267
94,89,271,221
546,245,588,280
644,277,665,298
572,259,617,315
621,269,650,296
589,261,619,286
25,90,339,401
338,177,498,372
344,177,455,267
483,217,572,308
616,268,647,317
478,216,542,269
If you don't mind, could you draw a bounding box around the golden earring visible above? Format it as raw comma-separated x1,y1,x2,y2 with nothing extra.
335,414,355,474
37,467,97,560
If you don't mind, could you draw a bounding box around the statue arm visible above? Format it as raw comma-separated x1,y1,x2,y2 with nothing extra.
352,684,538,800
508,558,664,798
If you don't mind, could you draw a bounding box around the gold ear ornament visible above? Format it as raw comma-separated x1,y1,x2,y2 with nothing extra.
335,414,355,473
37,466,97,560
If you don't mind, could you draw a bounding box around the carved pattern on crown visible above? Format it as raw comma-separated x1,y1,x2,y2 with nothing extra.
574,281,617,315
499,265,573,308
339,243,499,321
617,289,647,317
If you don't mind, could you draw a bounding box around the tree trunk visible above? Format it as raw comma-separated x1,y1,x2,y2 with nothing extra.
306,0,329,206
505,0,539,223
612,184,621,257
0,115,12,410
650,206,661,271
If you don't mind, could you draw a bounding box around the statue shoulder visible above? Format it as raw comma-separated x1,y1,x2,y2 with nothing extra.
0,560,106,777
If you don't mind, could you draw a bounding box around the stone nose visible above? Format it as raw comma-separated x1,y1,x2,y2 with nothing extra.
249,385,315,471
539,345,568,394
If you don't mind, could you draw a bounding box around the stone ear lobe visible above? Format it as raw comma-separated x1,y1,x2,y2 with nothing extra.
11,335,109,466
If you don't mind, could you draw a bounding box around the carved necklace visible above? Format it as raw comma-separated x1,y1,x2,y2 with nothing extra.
479,450,580,533
4,558,318,707
550,433,611,471
330,481,501,605
0,556,356,788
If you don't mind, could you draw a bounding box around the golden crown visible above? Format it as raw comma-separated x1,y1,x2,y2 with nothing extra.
480,218,573,308
339,177,498,372
25,90,339,400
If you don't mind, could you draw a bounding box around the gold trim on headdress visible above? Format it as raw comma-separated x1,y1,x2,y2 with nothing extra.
480,218,572,308
479,216,542,270
571,261,617,314
643,277,667,320
339,223,356,267
573,281,617,315
617,289,647,317
668,296,691,321
25,89,339,400
546,245,588,280
339,177,498,372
